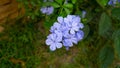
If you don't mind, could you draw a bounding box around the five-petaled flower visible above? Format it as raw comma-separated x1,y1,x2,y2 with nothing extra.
46,33,62,51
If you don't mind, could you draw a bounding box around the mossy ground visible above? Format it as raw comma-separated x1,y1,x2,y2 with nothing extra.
0,18,118,68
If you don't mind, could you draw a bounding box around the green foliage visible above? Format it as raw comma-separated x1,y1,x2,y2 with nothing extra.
96,0,109,8
63,3,73,14
99,13,112,37
17,0,41,20
83,25,90,39
99,45,114,68
63,3,73,8
112,29,120,59
50,2,60,8
55,0,63,5
0,19,39,68
111,8,120,20
72,0,77,4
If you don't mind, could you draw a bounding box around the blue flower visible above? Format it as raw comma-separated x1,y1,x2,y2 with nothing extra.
46,33,62,51
40,6,54,15
64,15,81,34
64,15,75,23
50,22,61,33
118,0,120,2
82,11,86,18
57,17,64,24
57,16,70,37
46,6,54,15
108,0,115,5
75,30,84,41
63,34,78,47
40,7,47,14
108,0,120,5
41,0,54,15
78,23,84,29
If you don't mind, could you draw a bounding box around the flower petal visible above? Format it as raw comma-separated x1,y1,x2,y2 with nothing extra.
71,37,78,44
73,16,80,23
72,22,78,26
50,43,56,51
76,30,84,41
64,18,69,23
63,39,73,47
55,32,62,42
56,43,62,48
57,17,63,23
40,7,47,14
82,11,86,18
78,23,84,29
46,6,54,15
46,39,53,45
70,29,75,34
50,34,56,41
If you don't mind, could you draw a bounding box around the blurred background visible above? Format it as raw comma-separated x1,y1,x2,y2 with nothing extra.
0,0,120,68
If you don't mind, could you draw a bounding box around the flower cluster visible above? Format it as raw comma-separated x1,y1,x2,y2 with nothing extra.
108,0,120,5
40,0,54,15
40,6,54,15
46,15,84,51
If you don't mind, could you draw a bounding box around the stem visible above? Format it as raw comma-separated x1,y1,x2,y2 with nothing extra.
59,0,66,15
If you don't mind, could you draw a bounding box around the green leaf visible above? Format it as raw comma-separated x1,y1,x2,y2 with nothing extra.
83,25,90,39
99,13,112,37
64,8,71,14
59,11,67,16
63,3,73,9
84,11,94,23
43,2,51,6
44,20,54,30
55,0,63,5
30,1,36,6
72,0,77,4
111,8,120,20
99,45,114,68
96,0,108,8
50,2,60,8
75,10,82,16
112,29,120,59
